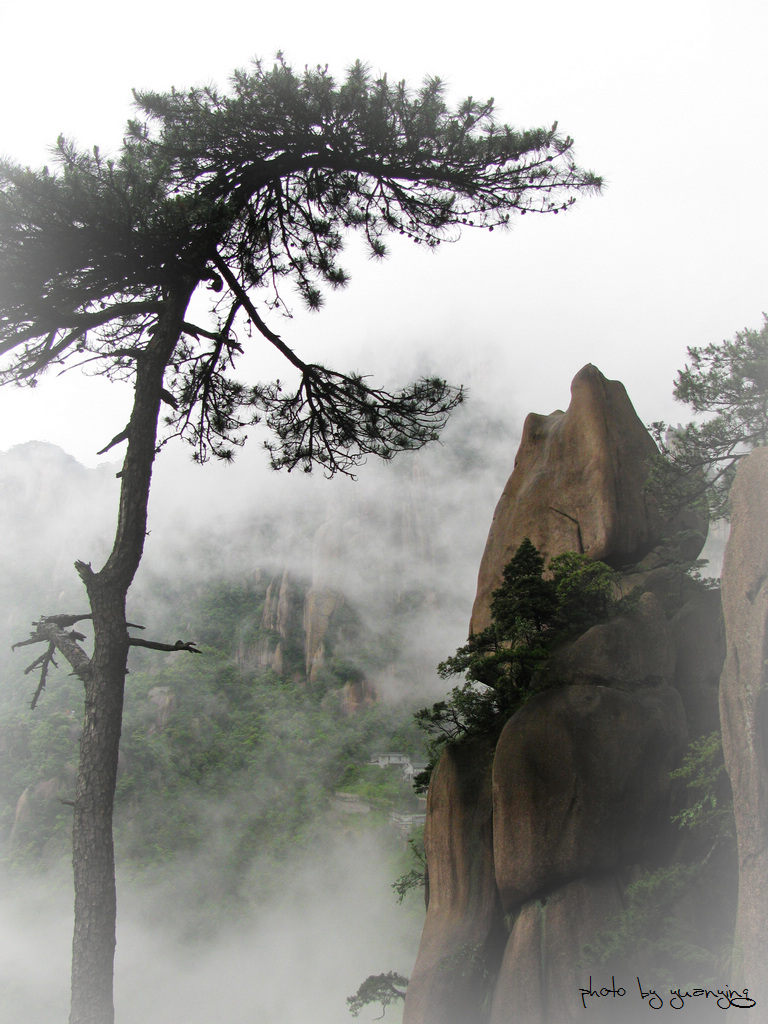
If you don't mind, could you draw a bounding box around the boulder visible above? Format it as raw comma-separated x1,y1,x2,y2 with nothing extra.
406,367,724,1023
545,591,675,691
493,684,686,909
403,736,505,1024
718,447,768,1002
470,365,705,633
489,875,626,1024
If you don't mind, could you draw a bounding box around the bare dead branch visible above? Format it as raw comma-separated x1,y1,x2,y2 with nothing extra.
12,612,141,707
27,612,144,631
12,617,93,707
12,636,46,651
128,637,201,654
23,644,58,709
12,609,183,708
34,613,94,628
97,426,130,456
74,560,95,584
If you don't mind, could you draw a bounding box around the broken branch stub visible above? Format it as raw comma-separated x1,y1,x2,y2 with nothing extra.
12,613,199,710
12,617,93,708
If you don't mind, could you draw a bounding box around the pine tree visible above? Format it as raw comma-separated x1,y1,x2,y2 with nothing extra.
0,58,601,1024
490,537,558,633
649,315,768,520
416,540,617,786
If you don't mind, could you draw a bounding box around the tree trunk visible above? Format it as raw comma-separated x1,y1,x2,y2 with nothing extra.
68,285,193,1024
69,581,128,1024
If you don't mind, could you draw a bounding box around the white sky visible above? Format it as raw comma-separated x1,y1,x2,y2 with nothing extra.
1,0,766,466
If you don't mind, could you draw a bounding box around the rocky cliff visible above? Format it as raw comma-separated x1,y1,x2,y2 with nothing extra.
240,454,440,695
470,364,703,634
719,448,768,1016
404,366,725,1024
239,522,364,689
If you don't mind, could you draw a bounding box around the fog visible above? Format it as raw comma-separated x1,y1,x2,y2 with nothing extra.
1,830,421,1024
0,385,523,1024
1,3,761,1015
2,0,767,468
140,394,521,694
1,338,733,1023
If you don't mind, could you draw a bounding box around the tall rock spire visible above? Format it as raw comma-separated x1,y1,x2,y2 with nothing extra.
470,364,704,633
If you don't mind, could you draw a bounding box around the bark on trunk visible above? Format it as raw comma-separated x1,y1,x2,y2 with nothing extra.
68,285,193,1024
69,581,128,1024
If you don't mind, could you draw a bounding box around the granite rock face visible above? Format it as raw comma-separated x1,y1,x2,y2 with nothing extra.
147,686,176,733
405,366,722,1024
303,585,345,683
403,737,505,1024
492,683,686,910
544,591,675,691
670,586,725,739
240,522,359,687
10,763,78,850
339,678,377,715
719,447,768,1006
489,875,626,1024
470,364,705,633
248,569,306,680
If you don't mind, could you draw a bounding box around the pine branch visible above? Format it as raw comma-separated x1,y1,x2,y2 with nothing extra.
210,253,307,371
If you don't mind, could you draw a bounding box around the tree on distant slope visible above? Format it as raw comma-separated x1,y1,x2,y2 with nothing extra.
0,56,601,1024
649,315,768,521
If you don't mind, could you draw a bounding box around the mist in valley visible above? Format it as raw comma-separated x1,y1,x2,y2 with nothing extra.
0,335,736,1024
0,386,526,1023
1,829,422,1024
0,3,762,1017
